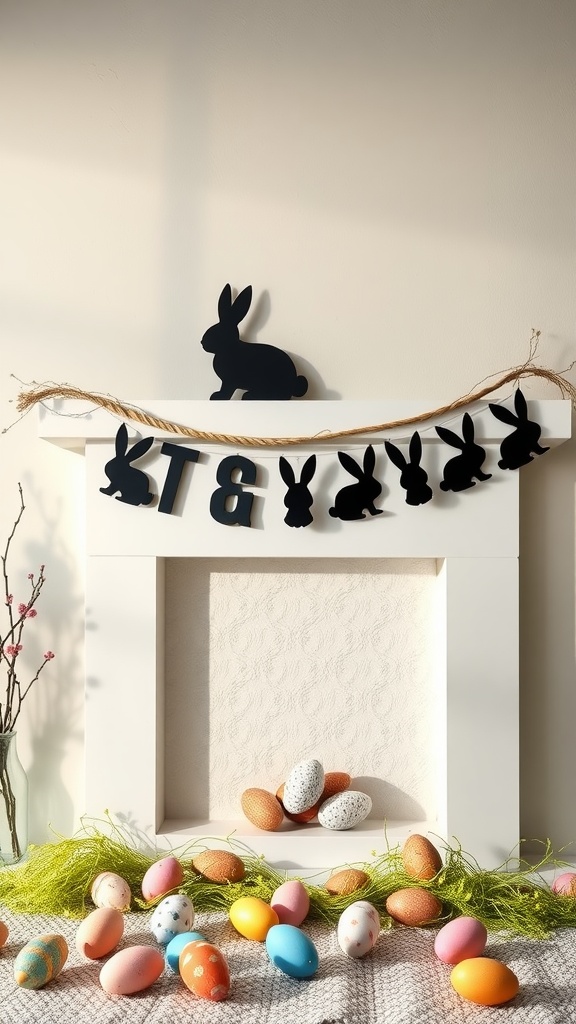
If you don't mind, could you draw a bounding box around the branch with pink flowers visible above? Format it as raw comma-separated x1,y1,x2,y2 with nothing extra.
0,483,55,734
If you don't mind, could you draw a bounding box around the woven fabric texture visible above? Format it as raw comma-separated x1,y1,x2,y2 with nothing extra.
0,910,575,1023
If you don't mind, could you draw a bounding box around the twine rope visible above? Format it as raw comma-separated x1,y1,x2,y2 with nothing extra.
15,337,576,448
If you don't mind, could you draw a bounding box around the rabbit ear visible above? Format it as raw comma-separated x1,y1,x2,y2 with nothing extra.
217,284,233,319
409,432,422,464
514,388,528,419
489,402,518,426
462,412,475,442
279,456,295,486
115,422,129,456
231,285,253,324
338,451,363,480
435,425,464,449
300,454,317,485
384,440,406,470
363,444,376,475
127,436,155,462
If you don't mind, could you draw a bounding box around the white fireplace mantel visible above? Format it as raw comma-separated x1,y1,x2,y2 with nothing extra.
39,398,571,869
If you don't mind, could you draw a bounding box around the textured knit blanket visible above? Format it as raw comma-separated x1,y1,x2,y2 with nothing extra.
0,909,575,1024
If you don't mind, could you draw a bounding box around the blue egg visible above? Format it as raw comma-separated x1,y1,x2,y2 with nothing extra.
265,924,319,979
165,930,206,973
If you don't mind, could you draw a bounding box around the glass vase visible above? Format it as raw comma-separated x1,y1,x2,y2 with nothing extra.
0,731,28,864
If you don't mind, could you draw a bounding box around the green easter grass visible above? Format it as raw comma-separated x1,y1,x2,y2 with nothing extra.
0,815,575,939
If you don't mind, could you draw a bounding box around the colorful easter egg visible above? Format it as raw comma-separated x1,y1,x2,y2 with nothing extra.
165,931,206,973
241,788,284,831
402,834,443,880
337,901,380,958
192,849,245,883
150,893,195,945
76,907,124,960
180,940,231,1001
14,934,68,989
270,880,310,926
265,924,319,978
99,945,165,995
451,957,520,1006
434,916,487,965
91,871,132,911
325,868,369,896
385,888,442,926
141,855,184,900
318,791,372,830
552,872,576,896
229,896,279,941
283,759,324,814
0,920,8,947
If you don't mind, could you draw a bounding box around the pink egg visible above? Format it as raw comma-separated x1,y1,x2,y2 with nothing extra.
76,907,124,959
270,880,310,927
434,916,488,965
141,856,184,901
552,872,576,896
99,945,165,995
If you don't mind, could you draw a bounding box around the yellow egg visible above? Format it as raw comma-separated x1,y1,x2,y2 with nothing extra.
229,896,279,941
451,957,519,1006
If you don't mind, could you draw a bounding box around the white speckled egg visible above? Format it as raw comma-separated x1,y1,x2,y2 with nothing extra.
337,901,380,958
150,893,195,945
318,790,372,830
90,871,132,911
282,759,324,814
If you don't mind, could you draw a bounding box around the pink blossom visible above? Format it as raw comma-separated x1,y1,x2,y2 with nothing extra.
44,651,55,660
27,573,33,580
18,603,27,615
5,594,12,605
5,644,23,657
26,608,37,618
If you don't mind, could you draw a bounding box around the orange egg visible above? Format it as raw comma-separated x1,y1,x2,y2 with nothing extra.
325,868,369,896
451,957,520,1006
276,784,320,823
402,834,443,881
321,772,351,800
180,940,231,1001
229,896,279,941
0,921,8,947
241,788,284,831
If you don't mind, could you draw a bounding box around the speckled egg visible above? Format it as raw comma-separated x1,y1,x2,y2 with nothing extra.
180,940,231,1001
337,901,380,958
165,930,206,973
99,945,165,995
434,916,488,964
14,934,68,989
282,759,325,814
192,849,246,883
325,868,369,896
150,893,195,945
386,887,442,926
90,871,132,911
241,788,284,831
270,880,310,926
141,856,184,901
402,834,443,881
318,791,372,830
76,907,125,959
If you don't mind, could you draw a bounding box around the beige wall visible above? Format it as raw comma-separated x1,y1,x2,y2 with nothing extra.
1,0,575,852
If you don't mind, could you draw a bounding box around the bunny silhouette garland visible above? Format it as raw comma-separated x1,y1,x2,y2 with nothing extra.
99,390,549,521
202,284,309,401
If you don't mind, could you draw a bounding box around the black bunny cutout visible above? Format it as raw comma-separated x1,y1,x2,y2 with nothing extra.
100,423,154,506
279,455,316,528
489,388,549,469
384,432,433,506
329,445,383,521
435,413,491,491
201,284,309,400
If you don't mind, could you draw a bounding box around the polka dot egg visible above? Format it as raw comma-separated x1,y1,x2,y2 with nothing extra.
150,893,195,945
180,940,231,1001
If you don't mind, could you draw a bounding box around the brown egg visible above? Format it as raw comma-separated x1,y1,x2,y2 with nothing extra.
402,834,443,881
386,887,443,926
321,772,351,800
192,849,246,884
276,784,320,823
241,788,284,831
325,868,369,896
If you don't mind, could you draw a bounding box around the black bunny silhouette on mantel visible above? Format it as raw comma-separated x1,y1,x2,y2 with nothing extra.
201,284,309,400
99,423,154,506
384,432,433,506
489,388,549,469
279,454,316,527
329,445,383,521
435,413,491,492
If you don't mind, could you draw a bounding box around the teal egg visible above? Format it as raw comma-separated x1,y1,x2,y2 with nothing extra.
14,933,69,989
265,924,319,979
165,930,206,973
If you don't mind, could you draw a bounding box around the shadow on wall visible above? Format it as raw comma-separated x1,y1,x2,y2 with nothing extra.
351,775,427,823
